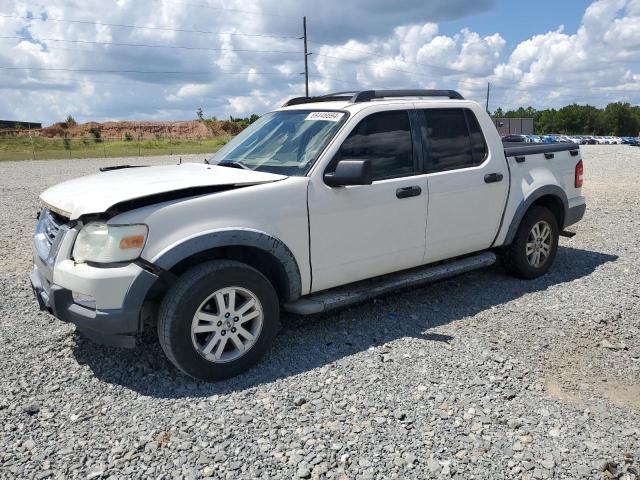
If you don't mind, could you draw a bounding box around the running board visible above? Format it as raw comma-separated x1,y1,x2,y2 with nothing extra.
284,252,497,315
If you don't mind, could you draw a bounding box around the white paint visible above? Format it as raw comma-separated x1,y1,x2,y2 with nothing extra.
37,96,586,309
40,163,286,219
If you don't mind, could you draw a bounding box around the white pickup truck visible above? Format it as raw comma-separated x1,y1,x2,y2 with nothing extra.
31,90,586,381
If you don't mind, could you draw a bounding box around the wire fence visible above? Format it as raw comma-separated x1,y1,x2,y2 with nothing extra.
0,135,230,161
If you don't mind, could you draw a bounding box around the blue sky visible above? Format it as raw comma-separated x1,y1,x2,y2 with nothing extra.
442,0,594,53
0,0,639,124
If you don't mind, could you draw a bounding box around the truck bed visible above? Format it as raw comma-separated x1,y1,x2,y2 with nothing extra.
503,142,580,157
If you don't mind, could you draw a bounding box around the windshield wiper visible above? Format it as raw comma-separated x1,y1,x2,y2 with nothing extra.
216,160,250,170
99,165,147,172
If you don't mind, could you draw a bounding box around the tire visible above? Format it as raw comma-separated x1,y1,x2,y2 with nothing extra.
502,206,559,279
157,260,279,381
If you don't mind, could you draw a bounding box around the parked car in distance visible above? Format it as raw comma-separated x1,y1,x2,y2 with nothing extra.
31,89,587,381
567,136,585,144
527,135,543,143
502,134,528,142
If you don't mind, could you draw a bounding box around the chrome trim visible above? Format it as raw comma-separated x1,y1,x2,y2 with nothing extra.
34,209,70,262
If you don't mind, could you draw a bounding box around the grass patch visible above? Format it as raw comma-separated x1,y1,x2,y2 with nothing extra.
0,136,231,161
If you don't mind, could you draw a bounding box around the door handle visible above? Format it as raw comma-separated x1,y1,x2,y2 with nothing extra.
396,185,422,199
484,173,503,184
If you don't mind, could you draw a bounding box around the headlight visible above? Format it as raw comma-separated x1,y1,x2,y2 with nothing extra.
72,222,148,264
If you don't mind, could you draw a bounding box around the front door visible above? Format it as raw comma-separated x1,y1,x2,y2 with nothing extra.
307,109,429,292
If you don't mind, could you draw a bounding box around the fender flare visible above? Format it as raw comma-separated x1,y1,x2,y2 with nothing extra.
503,185,568,245
151,228,302,300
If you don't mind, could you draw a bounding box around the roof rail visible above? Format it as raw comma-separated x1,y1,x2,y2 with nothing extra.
282,93,356,107
352,89,464,102
282,89,464,107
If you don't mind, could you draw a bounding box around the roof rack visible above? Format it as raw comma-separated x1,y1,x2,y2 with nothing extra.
282,89,464,107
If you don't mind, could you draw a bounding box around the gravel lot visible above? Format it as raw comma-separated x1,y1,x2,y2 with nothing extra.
1,146,639,479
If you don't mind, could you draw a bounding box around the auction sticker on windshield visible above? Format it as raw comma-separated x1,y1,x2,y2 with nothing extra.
305,111,344,122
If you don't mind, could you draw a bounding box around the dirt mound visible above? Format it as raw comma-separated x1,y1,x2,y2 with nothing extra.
3,119,246,139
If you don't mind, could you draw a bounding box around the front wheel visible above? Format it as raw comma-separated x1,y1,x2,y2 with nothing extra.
157,260,280,381
502,206,559,279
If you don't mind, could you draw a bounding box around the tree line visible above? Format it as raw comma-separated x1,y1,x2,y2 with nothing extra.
492,102,640,136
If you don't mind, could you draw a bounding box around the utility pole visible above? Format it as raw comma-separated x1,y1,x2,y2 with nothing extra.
302,16,310,98
485,82,491,114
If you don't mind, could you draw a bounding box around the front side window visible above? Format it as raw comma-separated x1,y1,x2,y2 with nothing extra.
209,110,346,175
331,110,414,180
421,109,487,173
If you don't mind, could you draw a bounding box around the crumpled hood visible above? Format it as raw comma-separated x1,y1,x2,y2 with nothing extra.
40,162,287,219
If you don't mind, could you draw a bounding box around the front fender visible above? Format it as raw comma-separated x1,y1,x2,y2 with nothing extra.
150,228,302,300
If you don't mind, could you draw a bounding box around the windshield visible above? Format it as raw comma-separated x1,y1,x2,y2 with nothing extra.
209,110,346,175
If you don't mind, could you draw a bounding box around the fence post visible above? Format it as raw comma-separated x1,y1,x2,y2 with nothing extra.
28,125,35,160
103,140,106,158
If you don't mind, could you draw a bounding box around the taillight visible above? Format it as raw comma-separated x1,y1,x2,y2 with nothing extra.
575,159,583,188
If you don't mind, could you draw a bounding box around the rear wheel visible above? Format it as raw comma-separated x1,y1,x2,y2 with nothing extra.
503,206,559,279
157,260,279,381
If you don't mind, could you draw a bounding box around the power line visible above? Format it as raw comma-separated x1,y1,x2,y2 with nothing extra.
314,53,442,79
314,52,590,95
0,65,298,75
309,41,475,76
0,35,302,54
0,14,299,39
311,41,618,94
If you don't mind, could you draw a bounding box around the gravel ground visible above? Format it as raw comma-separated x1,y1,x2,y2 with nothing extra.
1,146,639,479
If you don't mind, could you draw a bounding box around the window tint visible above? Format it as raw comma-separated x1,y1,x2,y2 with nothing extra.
422,109,487,172
466,110,488,163
333,110,414,179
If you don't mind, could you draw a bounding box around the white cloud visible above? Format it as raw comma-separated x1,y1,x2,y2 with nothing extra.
167,83,214,101
485,0,640,109
0,0,638,124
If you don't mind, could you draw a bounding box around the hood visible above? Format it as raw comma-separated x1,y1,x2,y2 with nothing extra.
40,163,287,219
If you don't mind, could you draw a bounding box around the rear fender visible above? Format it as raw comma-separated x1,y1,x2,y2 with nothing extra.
503,185,568,245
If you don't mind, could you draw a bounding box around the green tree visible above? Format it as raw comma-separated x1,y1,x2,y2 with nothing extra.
65,115,77,127
603,102,639,136
196,107,204,121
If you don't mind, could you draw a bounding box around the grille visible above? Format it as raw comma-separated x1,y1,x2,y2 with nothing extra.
34,208,69,260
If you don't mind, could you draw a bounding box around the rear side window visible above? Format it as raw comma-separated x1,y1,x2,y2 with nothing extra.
332,110,414,180
467,110,488,163
421,109,487,173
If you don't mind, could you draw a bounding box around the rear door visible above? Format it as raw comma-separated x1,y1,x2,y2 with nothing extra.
419,108,509,263
307,108,429,292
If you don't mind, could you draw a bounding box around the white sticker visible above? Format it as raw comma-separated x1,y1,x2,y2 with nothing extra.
304,111,344,122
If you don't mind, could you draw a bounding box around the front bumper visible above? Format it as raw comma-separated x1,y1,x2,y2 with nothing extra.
31,212,159,348
31,264,158,347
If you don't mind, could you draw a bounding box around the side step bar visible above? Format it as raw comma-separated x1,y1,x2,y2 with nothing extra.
284,252,497,315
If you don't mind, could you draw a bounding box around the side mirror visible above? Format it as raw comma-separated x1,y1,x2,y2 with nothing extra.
324,159,373,187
